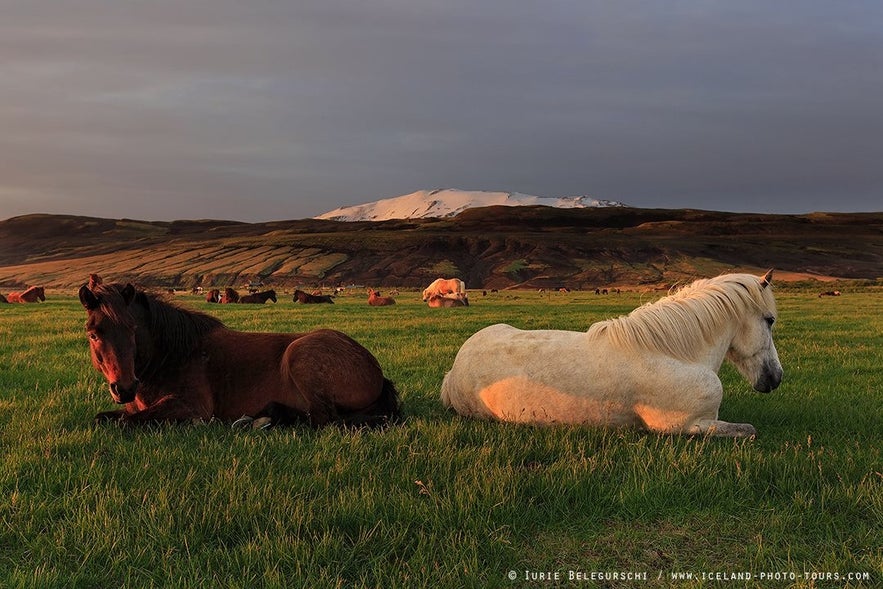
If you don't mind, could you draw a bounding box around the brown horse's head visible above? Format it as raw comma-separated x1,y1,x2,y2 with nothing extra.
79,280,141,404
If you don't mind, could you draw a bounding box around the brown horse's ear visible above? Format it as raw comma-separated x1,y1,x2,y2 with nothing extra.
121,284,136,305
88,274,102,290
79,284,100,310
760,269,774,289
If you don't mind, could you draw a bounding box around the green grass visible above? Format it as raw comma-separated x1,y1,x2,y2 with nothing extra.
0,289,880,588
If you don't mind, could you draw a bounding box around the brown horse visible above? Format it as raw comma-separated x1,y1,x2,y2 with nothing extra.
221,287,240,304
205,289,221,303
78,278,400,427
293,289,334,304
0,294,8,304
367,289,396,306
427,294,468,308
7,286,45,303
239,290,277,304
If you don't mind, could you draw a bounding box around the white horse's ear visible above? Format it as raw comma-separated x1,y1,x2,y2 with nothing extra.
760,269,774,289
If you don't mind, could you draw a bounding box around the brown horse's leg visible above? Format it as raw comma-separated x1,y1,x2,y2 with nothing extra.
97,396,204,425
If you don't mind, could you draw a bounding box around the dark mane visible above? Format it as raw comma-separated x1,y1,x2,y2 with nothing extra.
135,290,224,382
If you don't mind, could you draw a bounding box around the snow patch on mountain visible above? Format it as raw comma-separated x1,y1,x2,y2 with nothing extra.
315,189,626,222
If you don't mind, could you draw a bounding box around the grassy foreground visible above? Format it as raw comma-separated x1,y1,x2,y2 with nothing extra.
0,287,880,588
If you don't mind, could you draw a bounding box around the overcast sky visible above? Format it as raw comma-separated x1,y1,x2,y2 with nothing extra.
1,1,881,222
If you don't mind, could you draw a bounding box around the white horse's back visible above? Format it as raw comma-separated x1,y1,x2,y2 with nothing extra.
441,324,643,426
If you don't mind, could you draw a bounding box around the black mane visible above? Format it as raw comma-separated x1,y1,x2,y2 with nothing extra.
134,290,224,383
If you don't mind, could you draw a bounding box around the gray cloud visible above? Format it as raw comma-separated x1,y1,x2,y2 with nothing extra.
1,1,881,221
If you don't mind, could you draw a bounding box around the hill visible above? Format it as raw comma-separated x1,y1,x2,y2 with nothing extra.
314,188,625,221
1,207,881,290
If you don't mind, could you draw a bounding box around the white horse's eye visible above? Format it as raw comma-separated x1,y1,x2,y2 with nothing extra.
764,316,776,327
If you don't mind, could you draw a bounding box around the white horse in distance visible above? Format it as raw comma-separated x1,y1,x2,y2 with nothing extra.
422,278,468,305
441,271,782,438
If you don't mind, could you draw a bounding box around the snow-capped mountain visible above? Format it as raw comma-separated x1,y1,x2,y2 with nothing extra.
315,189,627,222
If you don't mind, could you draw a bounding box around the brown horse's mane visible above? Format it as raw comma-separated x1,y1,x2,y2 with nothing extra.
94,283,224,383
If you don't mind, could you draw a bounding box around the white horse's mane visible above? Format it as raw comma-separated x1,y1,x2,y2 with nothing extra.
587,274,776,361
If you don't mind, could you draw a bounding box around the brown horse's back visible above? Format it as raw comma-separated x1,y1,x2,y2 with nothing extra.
204,328,399,425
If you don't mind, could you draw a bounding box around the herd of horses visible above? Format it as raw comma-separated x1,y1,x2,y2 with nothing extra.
9,271,789,438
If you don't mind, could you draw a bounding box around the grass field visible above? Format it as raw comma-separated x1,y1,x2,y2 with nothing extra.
0,287,880,588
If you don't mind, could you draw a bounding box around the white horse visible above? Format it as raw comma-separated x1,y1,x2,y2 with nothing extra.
422,278,467,303
441,271,782,438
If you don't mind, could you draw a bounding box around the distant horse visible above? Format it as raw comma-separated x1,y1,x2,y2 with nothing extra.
422,278,467,303
7,286,45,303
818,290,841,298
78,277,400,427
427,294,468,308
239,290,277,304
441,271,782,438
221,288,240,304
205,289,221,303
293,289,334,304
0,294,7,304
367,290,396,306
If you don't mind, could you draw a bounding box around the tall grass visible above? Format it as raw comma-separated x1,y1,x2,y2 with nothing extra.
0,289,880,587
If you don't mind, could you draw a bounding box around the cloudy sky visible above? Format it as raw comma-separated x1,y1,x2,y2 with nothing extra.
2,1,881,222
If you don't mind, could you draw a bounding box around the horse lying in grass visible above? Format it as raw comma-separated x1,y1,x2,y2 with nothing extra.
79,277,400,428
441,271,782,438
239,290,277,304
293,289,334,304
422,278,467,303
7,286,45,303
367,290,396,306
426,294,468,308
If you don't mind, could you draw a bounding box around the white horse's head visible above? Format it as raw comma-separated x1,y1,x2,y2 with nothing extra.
725,270,783,393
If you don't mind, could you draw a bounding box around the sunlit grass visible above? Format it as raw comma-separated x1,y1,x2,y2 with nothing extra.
0,289,880,587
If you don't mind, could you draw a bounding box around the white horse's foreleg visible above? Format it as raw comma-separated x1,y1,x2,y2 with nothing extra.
687,419,757,438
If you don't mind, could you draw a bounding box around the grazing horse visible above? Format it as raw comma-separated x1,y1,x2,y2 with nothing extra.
221,288,240,304
367,289,396,306
422,278,467,303
239,290,277,304
0,294,7,304
7,286,45,303
427,294,468,308
293,289,334,304
441,271,783,438
205,289,221,303
78,277,400,427
818,290,841,297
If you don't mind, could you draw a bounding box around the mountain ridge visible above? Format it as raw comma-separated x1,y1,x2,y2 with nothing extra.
1,206,881,290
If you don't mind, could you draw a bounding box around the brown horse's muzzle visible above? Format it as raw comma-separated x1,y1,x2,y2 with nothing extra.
110,380,140,404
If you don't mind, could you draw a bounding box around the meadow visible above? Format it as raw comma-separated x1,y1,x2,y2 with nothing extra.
0,286,880,588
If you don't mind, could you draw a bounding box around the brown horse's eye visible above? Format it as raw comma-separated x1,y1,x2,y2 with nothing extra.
88,332,99,341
